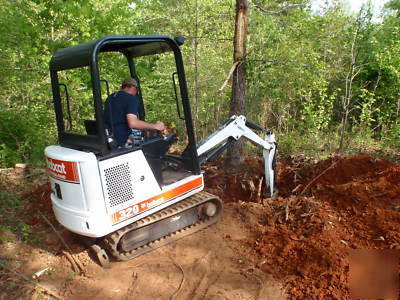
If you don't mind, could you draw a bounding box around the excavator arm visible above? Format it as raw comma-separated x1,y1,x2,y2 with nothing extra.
196,115,277,198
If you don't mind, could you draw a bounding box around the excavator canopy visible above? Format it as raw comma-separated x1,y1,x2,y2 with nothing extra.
49,35,200,175
50,35,184,71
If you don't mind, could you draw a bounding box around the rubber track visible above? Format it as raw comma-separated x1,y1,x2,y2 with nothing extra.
103,191,222,261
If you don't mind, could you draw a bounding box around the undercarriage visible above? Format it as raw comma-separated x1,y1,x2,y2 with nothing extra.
103,191,222,261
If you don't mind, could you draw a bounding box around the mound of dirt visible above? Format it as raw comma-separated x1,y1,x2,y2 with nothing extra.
205,154,400,299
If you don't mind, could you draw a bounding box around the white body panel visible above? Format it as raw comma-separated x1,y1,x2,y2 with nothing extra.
98,151,161,214
45,145,204,238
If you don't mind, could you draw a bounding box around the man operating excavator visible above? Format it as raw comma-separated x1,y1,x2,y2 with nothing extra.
46,36,277,265
103,77,165,147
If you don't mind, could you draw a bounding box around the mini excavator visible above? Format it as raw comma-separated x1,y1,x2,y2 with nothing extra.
45,36,277,267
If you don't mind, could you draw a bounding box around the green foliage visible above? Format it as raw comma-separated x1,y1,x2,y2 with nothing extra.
0,0,398,164
384,123,400,147
0,108,55,167
385,0,400,15
278,130,340,159
0,187,24,241
299,85,336,134
354,89,378,128
0,225,14,243
0,185,42,244
20,223,42,244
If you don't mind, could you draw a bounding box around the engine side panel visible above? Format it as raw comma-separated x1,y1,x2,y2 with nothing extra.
98,150,161,214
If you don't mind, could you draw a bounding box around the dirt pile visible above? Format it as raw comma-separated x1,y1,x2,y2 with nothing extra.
205,154,400,299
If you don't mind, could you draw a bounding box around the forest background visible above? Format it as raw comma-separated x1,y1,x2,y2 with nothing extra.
0,0,399,168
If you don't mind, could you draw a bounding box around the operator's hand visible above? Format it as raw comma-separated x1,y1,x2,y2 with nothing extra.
153,121,165,131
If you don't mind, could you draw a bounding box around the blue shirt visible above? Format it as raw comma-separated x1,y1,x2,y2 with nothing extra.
103,91,139,147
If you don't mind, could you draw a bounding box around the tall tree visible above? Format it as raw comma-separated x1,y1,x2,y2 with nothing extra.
227,0,248,166
339,6,373,151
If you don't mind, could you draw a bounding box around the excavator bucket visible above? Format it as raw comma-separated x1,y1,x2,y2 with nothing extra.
263,131,277,199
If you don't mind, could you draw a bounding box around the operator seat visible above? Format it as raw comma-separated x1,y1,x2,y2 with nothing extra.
141,132,177,186
84,120,97,135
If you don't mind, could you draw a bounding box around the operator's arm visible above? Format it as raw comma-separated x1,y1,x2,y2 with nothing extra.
127,114,165,131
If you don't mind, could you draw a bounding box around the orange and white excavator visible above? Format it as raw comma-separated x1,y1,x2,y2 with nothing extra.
45,35,277,266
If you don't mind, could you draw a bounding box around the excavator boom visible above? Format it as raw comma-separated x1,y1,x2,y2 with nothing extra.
196,115,277,198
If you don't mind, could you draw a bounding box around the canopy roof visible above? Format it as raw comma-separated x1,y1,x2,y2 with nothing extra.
50,35,183,71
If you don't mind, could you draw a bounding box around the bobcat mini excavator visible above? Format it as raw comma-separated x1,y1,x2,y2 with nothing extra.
45,35,277,267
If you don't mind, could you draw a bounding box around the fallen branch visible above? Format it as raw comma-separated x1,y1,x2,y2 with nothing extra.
39,211,84,273
0,263,61,299
285,201,290,221
62,251,80,273
189,271,209,299
300,159,342,196
291,184,302,194
257,176,263,203
38,212,71,252
201,271,222,299
218,61,240,92
168,256,185,300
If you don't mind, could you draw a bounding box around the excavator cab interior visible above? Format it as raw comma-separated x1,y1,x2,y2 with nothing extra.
49,36,200,187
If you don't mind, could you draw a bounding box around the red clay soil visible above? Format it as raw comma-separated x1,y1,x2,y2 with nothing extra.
205,154,400,299
19,154,400,299
22,181,55,226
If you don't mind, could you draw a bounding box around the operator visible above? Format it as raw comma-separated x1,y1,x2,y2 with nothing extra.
103,77,165,147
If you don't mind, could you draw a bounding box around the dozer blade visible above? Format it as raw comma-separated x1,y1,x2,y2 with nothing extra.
104,191,222,261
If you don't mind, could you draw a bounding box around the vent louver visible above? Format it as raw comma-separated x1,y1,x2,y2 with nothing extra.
104,163,134,207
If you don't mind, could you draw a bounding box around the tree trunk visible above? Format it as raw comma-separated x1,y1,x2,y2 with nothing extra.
339,14,362,152
227,0,248,167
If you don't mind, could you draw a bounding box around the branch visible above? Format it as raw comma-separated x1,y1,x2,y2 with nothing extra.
168,256,185,300
251,3,306,15
248,59,314,68
0,263,61,299
39,211,84,273
284,4,307,8
185,36,232,41
218,61,240,92
133,17,167,27
300,159,343,196
252,5,283,15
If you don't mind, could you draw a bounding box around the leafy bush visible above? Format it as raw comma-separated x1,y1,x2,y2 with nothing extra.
385,123,400,147
0,108,55,168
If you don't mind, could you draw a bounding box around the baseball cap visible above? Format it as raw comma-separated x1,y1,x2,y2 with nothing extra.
121,77,138,88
